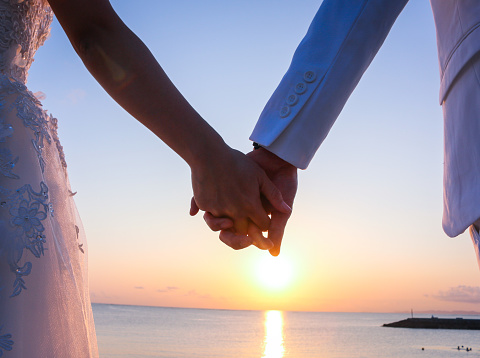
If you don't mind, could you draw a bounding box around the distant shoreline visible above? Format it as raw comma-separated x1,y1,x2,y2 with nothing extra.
90,303,480,316
397,310,480,316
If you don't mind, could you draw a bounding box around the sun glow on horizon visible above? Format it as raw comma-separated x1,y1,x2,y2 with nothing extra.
255,254,294,291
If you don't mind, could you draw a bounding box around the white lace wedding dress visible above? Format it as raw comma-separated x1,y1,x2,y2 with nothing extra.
0,0,98,356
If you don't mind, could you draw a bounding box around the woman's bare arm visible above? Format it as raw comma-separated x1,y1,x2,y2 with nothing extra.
46,0,290,239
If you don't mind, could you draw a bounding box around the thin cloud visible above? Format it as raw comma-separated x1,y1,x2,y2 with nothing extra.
432,286,480,304
134,286,144,290
157,286,180,293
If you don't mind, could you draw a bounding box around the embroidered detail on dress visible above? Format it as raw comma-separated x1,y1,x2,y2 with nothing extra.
47,201,53,217
49,114,67,169
0,75,54,174
0,2,53,354
15,92,50,136
0,0,53,83
0,181,51,297
0,148,18,179
14,94,51,172
32,137,45,172
0,120,13,143
0,325,14,356
0,75,56,175
12,199,47,237
11,261,31,297
0,96,15,145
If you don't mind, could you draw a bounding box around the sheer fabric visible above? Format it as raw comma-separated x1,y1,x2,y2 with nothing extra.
0,1,98,356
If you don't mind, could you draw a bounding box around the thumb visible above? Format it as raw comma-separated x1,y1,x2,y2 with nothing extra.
259,175,291,214
189,197,200,216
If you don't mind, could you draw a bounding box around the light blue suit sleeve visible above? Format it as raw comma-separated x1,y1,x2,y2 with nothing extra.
250,0,409,169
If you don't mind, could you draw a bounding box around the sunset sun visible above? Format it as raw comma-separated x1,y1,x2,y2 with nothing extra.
255,254,294,290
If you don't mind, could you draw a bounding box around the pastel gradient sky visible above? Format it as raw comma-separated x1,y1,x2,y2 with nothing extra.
27,0,480,312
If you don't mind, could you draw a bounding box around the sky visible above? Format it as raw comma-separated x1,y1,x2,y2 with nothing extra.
26,0,480,313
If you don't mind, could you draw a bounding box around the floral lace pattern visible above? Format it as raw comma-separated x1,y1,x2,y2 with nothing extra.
0,0,52,83
0,148,18,179
0,325,13,356
0,181,51,297
0,74,52,172
0,74,62,293
0,0,55,354
0,74,57,353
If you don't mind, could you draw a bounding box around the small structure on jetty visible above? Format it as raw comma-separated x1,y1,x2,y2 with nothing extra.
383,317,480,330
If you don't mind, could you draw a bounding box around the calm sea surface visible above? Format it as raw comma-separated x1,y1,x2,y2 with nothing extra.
92,303,479,358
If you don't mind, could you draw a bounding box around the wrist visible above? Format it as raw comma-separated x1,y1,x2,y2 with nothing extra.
248,146,296,171
188,134,232,174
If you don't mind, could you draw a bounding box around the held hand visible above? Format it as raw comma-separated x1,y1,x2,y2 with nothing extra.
189,147,291,247
202,212,273,250
247,148,298,256
202,148,298,255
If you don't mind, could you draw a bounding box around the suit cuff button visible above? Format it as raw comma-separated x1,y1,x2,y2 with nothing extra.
294,82,307,94
279,106,291,118
304,70,317,83
286,94,298,106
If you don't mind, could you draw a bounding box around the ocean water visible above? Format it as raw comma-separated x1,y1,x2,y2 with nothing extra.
92,303,479,358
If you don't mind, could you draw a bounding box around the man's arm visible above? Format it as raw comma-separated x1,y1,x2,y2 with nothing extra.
251,0,409,169
204,0,409,254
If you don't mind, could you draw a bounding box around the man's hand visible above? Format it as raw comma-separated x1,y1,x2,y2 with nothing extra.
248,148,298,255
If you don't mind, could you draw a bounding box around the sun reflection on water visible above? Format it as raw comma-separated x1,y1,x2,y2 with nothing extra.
262,310,285,358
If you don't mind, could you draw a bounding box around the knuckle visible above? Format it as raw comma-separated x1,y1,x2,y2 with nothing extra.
259,222,270,231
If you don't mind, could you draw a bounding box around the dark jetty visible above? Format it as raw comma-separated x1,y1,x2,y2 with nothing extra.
383,317,480,330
